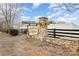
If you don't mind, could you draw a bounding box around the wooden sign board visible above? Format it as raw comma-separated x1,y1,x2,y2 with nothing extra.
28,25,38,35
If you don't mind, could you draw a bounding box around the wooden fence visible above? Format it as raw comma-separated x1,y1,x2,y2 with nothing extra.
48,29,79,38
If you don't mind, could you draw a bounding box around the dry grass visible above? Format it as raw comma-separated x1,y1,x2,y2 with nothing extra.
0,32,78,56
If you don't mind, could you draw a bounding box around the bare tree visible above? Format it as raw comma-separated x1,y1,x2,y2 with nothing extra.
0,3,22,30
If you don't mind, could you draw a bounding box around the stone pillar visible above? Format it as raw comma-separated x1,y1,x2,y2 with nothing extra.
38,17,48,41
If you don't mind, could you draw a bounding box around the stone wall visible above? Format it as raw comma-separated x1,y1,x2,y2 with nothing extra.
45,38,79,55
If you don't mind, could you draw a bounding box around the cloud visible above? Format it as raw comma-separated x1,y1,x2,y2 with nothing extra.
23,7,30,11
33,16,42,22
48,3,67,12
22,7,32,12
64,14,69,17
48,12,61,19
47,12,50,15
19,15,42,22
56,16,78,23
32,3,41,9
48,3,59,9
47,3,67,19
20,16,31,21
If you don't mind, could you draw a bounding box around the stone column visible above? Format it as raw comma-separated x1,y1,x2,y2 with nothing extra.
38,17,48,41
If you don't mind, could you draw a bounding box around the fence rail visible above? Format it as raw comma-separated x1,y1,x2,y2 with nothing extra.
48,29,79,38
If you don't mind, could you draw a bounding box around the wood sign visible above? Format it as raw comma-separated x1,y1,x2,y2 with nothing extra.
28,25,38,35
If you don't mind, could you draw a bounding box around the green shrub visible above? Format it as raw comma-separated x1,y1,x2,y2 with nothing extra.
0,29,8,33
5,29,9,33
0,29,5,32
4,29,11,33
0,29,9,33
24,29,27,34
9,29,19,36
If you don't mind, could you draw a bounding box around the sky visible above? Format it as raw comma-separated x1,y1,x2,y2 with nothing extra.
17,3,79,25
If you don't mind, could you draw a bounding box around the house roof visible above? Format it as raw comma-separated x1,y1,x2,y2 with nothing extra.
47,23,79,29
22,21,37,24
39,17,48,19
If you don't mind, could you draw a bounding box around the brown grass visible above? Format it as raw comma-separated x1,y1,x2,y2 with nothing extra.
0,32,78,56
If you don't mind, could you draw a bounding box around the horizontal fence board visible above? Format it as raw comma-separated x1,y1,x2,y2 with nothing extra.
56,34,79,38
48,29,79,38
56,30,79,33
48,29,54,30
48,33,54,34
56,29,79,31
56,33,79,37
56,31,79,35
48,31,54,33
48,29,79,31
48,31,79,33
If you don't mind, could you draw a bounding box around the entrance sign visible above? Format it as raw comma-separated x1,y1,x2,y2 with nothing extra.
28,25,38,35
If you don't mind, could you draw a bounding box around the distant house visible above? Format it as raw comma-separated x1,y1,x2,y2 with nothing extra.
47,21,79,29
13,21,38,33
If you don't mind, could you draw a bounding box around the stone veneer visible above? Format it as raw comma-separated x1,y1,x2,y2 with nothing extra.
45,37,79,55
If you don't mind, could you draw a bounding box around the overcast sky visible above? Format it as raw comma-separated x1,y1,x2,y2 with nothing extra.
16,3,79,25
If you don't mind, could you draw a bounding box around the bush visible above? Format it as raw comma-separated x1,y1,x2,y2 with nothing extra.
0,29,5,32
9,29,19,36
0,29,10,33
0,29,7,33
3,29,11,33
5,29,9,33
24,29,27,34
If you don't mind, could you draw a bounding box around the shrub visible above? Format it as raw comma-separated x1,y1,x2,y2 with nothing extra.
5,29,9,33
9,29,19,36
3,29,11,33
24,29,27,34
0,29,5,32
0,29,8,33
0,29,9,33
